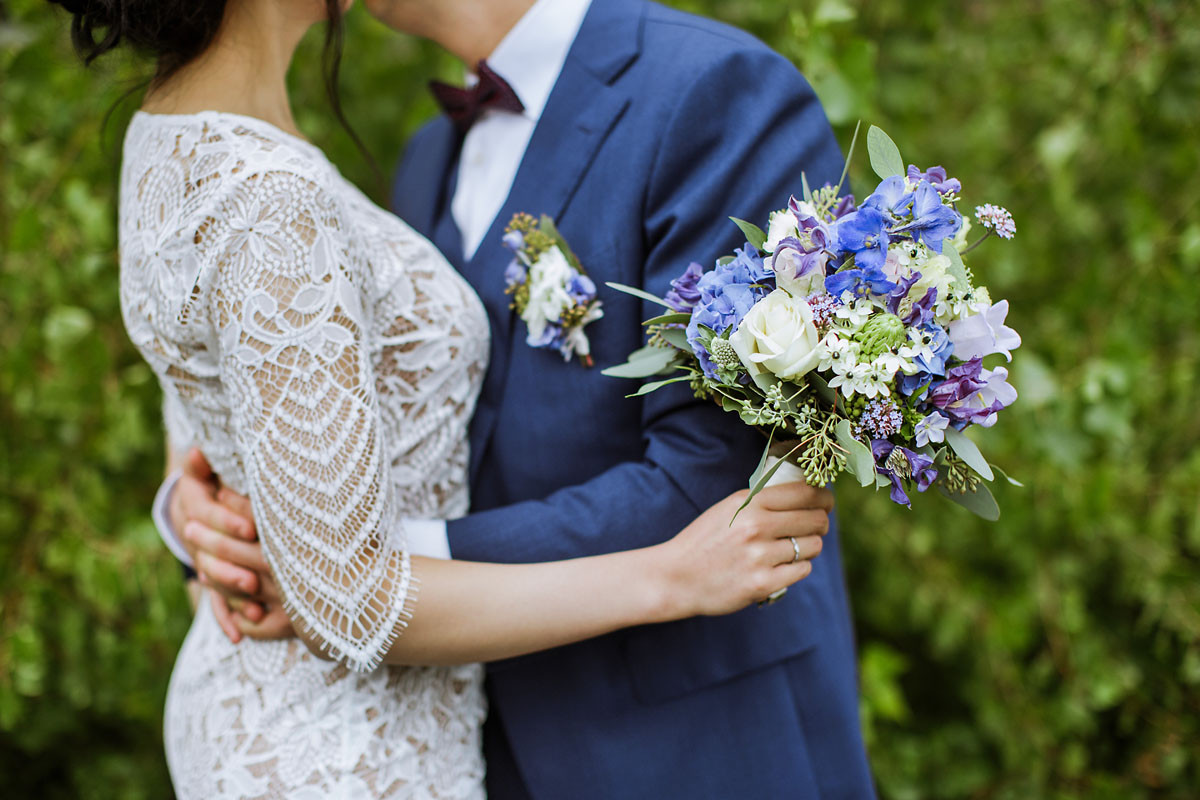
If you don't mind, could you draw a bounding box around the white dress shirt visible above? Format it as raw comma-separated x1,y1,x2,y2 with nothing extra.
152,0,593,564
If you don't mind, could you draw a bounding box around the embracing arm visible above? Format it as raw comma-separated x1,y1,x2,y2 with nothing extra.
210,169,826,670
447,47,846,565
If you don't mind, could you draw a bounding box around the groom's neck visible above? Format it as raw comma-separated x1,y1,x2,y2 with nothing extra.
375,0,536,66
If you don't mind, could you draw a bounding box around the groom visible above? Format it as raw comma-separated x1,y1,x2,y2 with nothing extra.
162,0,875,797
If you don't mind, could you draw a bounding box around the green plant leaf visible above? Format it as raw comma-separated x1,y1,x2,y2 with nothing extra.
943,240,972,288
642,312,692,327
938,482,1001,521
867,124,904,179
992,464,1025,487
625,375,691,398
944,427,995,481
835,419,876,487
735,436,807,522
657,326,690,350
835,119,862,195
801,171,814,205
600,346,679,378
605,282,673,308
730,217,767,251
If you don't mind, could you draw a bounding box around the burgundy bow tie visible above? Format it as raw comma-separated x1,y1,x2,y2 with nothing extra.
429,60,525,134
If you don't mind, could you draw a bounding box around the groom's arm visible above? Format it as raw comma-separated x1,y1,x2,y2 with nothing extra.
447,48,845,564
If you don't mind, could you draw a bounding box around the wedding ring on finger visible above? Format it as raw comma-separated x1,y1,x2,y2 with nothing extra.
789,536,803,564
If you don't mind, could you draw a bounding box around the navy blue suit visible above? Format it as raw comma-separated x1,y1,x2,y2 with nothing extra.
393,1,874,797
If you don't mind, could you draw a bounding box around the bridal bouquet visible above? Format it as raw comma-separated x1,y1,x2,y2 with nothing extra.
604,126,1021,519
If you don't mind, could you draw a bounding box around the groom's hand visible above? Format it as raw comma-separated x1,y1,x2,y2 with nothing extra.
173,449,294,642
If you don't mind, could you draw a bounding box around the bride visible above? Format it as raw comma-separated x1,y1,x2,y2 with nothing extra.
51,0,832,797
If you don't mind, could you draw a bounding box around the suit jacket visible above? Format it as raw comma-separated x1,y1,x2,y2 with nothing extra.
393,1,874,797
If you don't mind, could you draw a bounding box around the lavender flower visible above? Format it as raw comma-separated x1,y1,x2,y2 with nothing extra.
894,181,962,253
860,398,903,438
907,164,962,196
975,204,1016,239
665,261,704,312
872,439,938,507
685,245,772,377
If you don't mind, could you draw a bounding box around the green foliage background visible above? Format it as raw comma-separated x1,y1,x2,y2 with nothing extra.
2,0,1198,797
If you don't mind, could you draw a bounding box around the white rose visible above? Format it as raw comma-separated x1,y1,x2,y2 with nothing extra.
729,289,822,380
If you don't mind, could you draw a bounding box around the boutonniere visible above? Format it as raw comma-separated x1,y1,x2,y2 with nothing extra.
502,213,604,367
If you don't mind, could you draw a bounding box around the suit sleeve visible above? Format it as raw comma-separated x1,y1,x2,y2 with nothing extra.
446,47,845,563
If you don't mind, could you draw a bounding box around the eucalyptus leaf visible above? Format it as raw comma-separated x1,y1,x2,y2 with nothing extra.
938,482,1001,521
730,217,767,251
867,125,904,179
642,312,692,327
625,375,691,398
605,281,673,308
835,419,876,488
944,427,995,481
992,464,1025,488
735,438,806,521
808,372,835,404
943,241,972,288
600,346,679,378
747,428,777,489
657,326,691,350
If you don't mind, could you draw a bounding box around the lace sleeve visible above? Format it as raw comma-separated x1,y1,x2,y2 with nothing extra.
205,169,413,672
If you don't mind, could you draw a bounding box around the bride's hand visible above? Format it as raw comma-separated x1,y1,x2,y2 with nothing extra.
657,481,833,617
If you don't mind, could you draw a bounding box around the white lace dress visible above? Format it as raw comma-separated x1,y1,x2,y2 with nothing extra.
118,111,490,799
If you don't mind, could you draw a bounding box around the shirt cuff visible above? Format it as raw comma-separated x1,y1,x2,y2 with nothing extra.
404,519,451,560
152,470,195,568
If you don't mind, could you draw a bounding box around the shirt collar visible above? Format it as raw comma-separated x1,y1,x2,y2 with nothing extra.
469,0,593,122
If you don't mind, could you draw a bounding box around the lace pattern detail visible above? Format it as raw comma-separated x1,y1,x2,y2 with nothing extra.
120,111,489,798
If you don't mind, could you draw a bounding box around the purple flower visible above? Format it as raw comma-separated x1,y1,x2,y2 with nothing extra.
504,259,527,287
871,439,938,507
685,245,772,377
863,175,913,217
567,272,597,305
502,230,525,253
665,261,705,312
833,205,890,269
975,204,1016,240
825,262,897,300
907,164,962,196
831,194,857,220
774,213,836,281
887,273,938,327
894,181,962,253
929,358,1011,427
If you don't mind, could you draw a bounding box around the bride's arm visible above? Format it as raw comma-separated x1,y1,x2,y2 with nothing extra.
208,170,826,670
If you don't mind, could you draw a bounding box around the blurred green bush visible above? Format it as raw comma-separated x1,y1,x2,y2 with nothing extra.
2,0,1198,797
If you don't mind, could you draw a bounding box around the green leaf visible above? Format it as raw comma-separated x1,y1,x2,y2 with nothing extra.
730,217,767,251
600,346,679,378
735,436,807,522
801,172,814,205
642,312,692,327
938,482,1001,521
605,282,673,308
625,375,691,398
538,214,584,272
835,419,876,487
747,428,777,491
835,119,862,196
657,326,691,350
943,427,995,481
867,124,904,179
808,372,836,404
943,240,972,288
992,464,1025,488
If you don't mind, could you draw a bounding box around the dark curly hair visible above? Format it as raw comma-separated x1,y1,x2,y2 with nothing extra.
48,0,378,180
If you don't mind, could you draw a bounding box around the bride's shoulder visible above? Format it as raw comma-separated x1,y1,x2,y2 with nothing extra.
125,111,337,198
